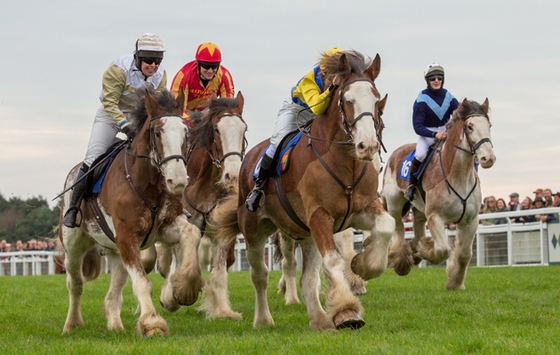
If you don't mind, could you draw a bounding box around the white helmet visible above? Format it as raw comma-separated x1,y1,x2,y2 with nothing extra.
424,63,444,78
135,33,165,59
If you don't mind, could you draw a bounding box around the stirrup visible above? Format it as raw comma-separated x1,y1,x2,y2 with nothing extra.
245,188,263,212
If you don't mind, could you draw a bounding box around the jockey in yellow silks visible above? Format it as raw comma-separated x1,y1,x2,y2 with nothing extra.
245,47,343,212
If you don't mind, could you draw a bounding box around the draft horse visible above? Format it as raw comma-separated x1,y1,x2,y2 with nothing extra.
382,98,495,289
211,51,395,330
155,93,247,320
59,89,202,336
273,110,388,305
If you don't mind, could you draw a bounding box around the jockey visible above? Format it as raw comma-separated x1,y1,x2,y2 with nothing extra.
170,42,235,125
404,63,459,202
62,33,167,228
245,47,343,212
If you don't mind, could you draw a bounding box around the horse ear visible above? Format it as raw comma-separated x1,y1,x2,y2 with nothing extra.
145,90,159,117
175,88,186,113
378,93,388,113
480,98,490,114
367,54,381,81
461,98,469,107
337,53,350,75
236,91,244,113
210,92,218,100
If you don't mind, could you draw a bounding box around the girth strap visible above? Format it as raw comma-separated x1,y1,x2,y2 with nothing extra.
88,199,116,243
274,177,310,232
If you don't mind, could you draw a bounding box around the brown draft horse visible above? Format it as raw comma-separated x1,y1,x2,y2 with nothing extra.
59,89,202,336
382,99,495,290
211,51,395,330
154,93,247,320
273,116,388,305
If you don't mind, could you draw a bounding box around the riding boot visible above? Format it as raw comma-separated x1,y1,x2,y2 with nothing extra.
404,158,421,202
62,164,89,228
245,154,274,212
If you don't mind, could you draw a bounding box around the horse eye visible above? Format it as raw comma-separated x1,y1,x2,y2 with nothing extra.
467,124,474,132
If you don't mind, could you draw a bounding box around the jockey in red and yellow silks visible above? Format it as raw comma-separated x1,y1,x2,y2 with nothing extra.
170,42,235,125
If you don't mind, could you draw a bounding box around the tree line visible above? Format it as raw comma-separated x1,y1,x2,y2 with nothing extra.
0,193,60,243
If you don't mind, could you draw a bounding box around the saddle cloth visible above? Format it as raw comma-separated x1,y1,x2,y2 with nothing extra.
253,131,304,179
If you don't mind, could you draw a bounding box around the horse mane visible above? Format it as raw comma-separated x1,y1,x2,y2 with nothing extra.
319,49,370,85
189,97,240,149
446,99,490,130
129,88,179,134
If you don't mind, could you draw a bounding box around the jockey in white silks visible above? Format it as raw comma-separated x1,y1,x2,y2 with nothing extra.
62,33,167,228
404,63,459,202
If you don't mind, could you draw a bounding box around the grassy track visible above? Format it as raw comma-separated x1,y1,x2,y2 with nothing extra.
0,266,559,354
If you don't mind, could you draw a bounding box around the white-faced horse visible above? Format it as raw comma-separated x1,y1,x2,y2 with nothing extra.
382,98,495,289
154,93,247,320
59,89,202,336
211,51,395,330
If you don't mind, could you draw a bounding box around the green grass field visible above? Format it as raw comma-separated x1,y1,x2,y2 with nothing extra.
0,265,559,354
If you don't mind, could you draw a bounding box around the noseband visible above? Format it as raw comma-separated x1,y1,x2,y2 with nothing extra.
449,113,493,156
337,78,381,143
188,113,247,169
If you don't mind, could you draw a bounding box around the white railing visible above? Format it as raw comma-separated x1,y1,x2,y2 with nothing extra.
3,208,559,276
230,207,560,271
0,251,61,276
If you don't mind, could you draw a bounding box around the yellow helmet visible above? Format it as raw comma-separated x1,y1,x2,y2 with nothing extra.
324,47,343,57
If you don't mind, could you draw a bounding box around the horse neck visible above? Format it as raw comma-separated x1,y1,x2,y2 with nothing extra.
127,136,161,190
440,124,476,183
187,145,221,186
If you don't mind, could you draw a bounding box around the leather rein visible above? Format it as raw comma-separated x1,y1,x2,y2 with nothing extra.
438,113,492,224
123,113,187,248
183,113,247,233
280,78,381,233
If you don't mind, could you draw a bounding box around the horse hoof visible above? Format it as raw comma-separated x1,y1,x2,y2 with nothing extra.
333,309,365,330
144,327,167,337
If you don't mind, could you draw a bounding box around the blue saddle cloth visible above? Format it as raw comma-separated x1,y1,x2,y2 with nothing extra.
397,150,418,181
91,143,125,194
253,131,303,179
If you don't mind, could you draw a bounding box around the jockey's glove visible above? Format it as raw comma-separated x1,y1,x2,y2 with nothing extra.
122,126,135,141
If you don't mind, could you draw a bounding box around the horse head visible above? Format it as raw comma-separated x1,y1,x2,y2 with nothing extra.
324,51,384,161
132,89,189,195
449,98,496,169
189,92,247,187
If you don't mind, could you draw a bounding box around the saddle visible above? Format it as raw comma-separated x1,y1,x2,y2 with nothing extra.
84,138,127,201
83,138,127,243
398,146,437,202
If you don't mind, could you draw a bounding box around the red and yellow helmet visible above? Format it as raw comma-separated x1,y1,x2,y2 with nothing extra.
195,42,222,63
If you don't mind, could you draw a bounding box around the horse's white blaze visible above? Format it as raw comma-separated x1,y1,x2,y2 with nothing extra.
345,81,379,160
217,115,247,184
160,117,188,194
467,115,495,168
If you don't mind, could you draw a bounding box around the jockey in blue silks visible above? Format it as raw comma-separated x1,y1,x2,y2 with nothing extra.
404,63,459,202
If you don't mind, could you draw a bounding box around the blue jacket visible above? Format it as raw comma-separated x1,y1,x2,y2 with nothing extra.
412,87,458,138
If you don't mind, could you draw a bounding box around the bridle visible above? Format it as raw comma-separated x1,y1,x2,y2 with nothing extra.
337,78,382,146
124,113,187,248
438,112,492,224
186,113,247,169
447,113,493,156
126,114,188,171
184,112,247,231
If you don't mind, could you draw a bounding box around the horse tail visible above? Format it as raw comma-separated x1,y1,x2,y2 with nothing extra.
270,231,283,265
210,185,241,253
81,247,102,282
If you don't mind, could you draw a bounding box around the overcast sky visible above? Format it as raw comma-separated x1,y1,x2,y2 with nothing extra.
1,0,559,208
